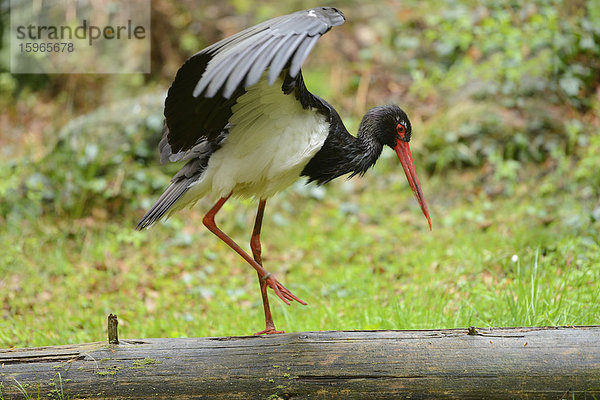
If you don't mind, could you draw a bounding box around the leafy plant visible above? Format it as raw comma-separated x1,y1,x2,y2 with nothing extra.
377,0,600,170
1,93,172,219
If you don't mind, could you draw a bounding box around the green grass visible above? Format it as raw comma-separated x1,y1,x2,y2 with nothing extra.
1,163,598,348
4,378,38,400
1,372,71,400
1,0,598,349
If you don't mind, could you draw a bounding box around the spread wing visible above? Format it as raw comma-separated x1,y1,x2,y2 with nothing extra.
160,6,345,161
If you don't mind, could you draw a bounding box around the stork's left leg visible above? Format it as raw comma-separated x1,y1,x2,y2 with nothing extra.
250,199,284,335
202,195,306,309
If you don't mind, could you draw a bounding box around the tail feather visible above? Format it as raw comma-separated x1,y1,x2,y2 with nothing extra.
136,180,191,230
137,130,226,230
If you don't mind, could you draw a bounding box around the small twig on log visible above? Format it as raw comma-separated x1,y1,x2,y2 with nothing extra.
107,314,119,344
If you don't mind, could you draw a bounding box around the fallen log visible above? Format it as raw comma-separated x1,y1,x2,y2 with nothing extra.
1,326,599,399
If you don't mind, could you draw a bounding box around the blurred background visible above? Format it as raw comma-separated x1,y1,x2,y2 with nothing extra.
1,0,599,347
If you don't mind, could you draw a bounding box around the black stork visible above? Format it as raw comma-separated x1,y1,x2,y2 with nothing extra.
137,7,432,335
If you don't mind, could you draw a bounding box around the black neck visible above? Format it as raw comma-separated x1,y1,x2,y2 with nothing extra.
301,109,386,185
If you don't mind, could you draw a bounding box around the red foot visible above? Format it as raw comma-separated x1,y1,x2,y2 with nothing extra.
264,274,307,306
254,328,285,335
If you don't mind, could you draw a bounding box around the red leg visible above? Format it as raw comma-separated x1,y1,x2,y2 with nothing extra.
250,199,284,335
202,195,307,309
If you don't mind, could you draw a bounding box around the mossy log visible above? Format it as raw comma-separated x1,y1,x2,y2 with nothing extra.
1,327,599,399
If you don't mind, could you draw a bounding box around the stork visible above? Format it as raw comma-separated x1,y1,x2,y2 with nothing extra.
137,7,431,335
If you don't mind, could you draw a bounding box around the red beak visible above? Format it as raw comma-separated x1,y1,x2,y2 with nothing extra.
394,139,432,230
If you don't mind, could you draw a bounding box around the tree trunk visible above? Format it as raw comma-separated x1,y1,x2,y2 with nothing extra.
1,326,599,399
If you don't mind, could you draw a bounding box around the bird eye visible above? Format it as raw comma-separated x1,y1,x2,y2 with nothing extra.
396,123,406,139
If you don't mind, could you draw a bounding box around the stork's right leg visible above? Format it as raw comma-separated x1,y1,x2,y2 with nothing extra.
202,194,306,308
250,199,283,335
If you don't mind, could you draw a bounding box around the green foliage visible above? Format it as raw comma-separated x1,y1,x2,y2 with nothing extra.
1,168,598,347
555,0,600,108
1,93,171,219
575,129,600,197
1,1,599,348
418,100,566,172
380,0,600,170
399,0,600,105
2,1,598,220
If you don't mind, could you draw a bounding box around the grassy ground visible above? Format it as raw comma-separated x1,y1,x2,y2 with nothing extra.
1,0,599,350
2,159,598,348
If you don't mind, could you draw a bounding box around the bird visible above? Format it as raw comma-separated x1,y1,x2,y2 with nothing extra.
137,6,432,335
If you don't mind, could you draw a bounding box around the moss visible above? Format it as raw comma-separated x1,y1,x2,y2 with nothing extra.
97,365,122,376
97,370,117,376
131,357,161,369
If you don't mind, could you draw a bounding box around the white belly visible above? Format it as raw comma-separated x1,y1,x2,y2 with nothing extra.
188,76,329,200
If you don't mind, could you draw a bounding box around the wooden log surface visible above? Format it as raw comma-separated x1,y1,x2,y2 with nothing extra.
1,326,599,399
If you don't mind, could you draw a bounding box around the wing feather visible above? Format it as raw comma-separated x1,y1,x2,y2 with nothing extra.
266,33,307,85
164,7,345,155
222,35,279,98
195,30,272,97
244,34,290,87
289,35,320,78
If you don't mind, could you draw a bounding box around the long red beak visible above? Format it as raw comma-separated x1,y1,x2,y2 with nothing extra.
394,139,432,230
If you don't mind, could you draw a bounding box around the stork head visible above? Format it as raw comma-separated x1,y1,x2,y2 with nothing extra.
365,105,431,230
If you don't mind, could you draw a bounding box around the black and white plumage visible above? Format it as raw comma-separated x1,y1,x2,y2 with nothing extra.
137,7,431,335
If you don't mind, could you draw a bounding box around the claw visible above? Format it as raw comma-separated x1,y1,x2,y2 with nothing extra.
273,285,290,305
264,275,307,306
277,281,307,305
254,328,285,335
